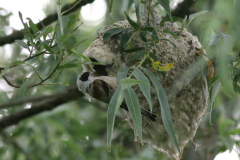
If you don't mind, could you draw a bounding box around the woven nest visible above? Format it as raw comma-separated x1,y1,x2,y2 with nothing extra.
82,19,208,159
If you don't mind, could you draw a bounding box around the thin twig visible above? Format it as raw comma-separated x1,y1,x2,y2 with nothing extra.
28,50,64,88
2,75,20,88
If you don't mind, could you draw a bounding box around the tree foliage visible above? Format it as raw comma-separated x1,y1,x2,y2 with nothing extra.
0,0,240,159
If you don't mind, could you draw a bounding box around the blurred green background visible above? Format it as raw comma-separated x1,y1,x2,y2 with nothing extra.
0,0,240,159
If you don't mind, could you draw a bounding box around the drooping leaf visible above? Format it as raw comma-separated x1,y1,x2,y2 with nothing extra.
149,52,159,61
108,0,114,13
135,1,140,24
35,26,54,40
128,52,146,62
119,78,150,90
64,37,77,50
152,30,159,41
208,31,223,47
0,61,25,78
124,47,144,53
57,0,64,35
57,63,78,70
107,87,125,151
124,87,143,145
163,29,179,39
188,11,208,26
147,6,156,26
142,68,180,154
139,32,147,42
0,89,9,103
74,51,93,68
142,26,155,32
120,28,132,54
18,79,32,97
117,67,129,83
157,0,172,22
160,38,176,48
15,40,29,50
133,69,153,112
43,44,55,54
159,16,181,26
27,18,39,33
208,74,219,89
228,128,240,135
103,28,122,41
208,80,220,124
124,11,139,29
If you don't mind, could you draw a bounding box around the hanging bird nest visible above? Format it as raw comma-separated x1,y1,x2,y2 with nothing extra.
81,6,208,160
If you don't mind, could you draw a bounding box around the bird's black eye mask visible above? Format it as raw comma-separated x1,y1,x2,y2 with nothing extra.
79,72,90,81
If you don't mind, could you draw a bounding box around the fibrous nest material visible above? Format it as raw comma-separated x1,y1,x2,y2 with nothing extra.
82,19,208,160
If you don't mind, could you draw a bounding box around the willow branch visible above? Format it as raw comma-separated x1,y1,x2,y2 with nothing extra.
0,87,84,131
0,0,95,46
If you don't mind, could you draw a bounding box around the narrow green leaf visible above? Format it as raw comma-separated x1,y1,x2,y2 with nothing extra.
74,51,93,69
133,69,153,112
139,32,147,42
124,87,143,145
208,80,220,124
107,87,125,151
15,40,29,49
108,0,114,12
157,0,172,22
135,1,140,24
128,51,146,62
0,89,9,103
228,128,240,135
208,31,223,47
142,68,180,154
124,11,139,29
220,136,234,152
160,38,176,48
222,33,232,53
152,30,159,41
18,80,31,97
119,78,150,90
35,26,54,40
163,29,179,39
117,67,130,83
96,26,106,35
64,37,77,50
57,63,78,70
208,74,219,89
159,16,181,27
124,47,144,53
149,52,159,61
148,6,156,26
27,18,39,33
120,29,132,54
18,11,28,29
57,0,64,35
74,51,92,63
43,44,55,54
0,61,25,78
142,26,154,32
103,28,122,41
188,11,208,27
